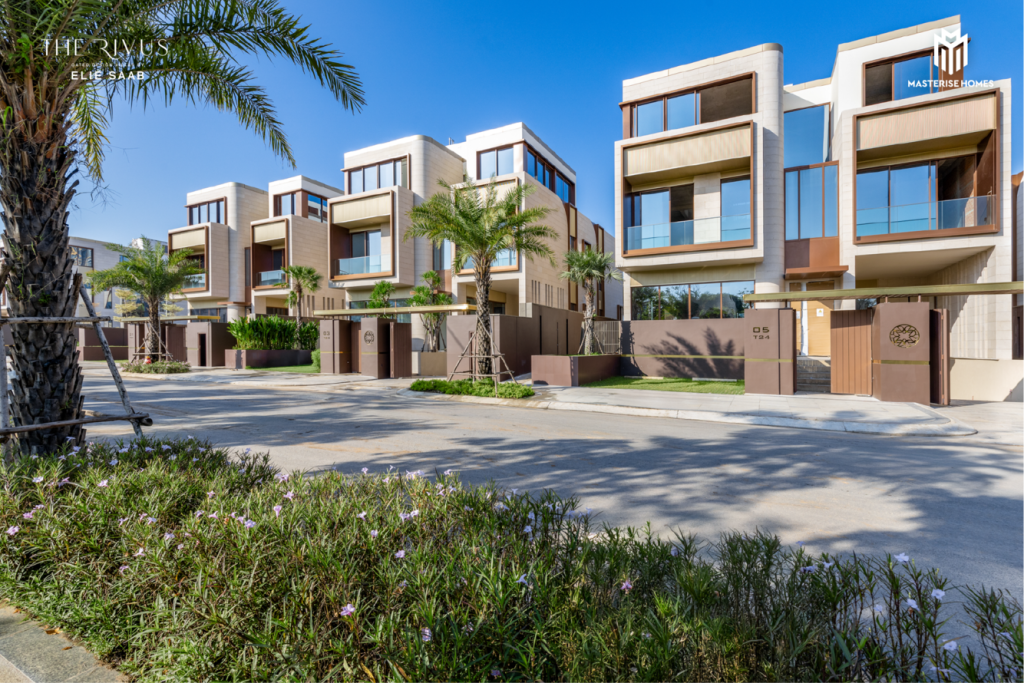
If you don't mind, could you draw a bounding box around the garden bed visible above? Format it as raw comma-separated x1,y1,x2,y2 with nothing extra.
0,439,1019,681
410,378,534,399
583,375,745,394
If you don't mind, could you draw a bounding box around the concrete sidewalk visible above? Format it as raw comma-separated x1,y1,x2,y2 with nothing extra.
82,363,385,391
399,386,977,437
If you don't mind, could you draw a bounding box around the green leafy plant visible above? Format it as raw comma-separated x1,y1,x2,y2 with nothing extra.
407,178,556,376
311,349,321,372
0,0,364,454
560,249,623,354
277,265,324,347
228,316,318,351
409,270,452,352
0,440,1019,682
410,378,535,399
121,360,191,374
368,280,397,318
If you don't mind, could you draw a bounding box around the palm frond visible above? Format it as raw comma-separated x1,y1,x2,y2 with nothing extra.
70,82,109,182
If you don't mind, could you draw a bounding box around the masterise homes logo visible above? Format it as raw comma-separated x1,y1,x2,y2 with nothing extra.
903,27,993,91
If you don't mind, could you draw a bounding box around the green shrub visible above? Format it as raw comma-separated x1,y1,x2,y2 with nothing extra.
311,349,321,372
411,378,535,399
120,360,190,374
227,316,319,351
0,442,1020,682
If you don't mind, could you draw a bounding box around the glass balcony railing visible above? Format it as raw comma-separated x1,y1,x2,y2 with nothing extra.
625,215,751,252
464,249,516,271
335,255,388,276
183,273,206,289
856,195,993,237
259,269,287,286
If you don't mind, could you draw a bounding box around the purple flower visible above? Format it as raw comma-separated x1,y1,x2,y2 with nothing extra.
119,448,129,454
195,510,204,518
6,526,18,536
208,513,217,519
943,641,958,652
516,574,529,586
119,565,128,574
134,547,145,557
177,544,184,550
796,541,805,546
97,480,109,488
168,455,176,461
370,530,378,539
144,447,154,453
931,589,946,601
523,525,532,534
58,456,66,462
421,627,432,642
357,512,367,521
109,459,118,466
800,566,816,574
244,519,256,529
895,553,910,564
643,632,652,639
340,604,355,617
395,550,405,559
671,546,680,557
161,445,171,451
273,505,282,517
32,476,43,484
164,533,175,541
275,472,289,482
621,580,633,592
444,469,453,476
72,447,81,453
361,467,368,474
146,517,157,525
491,669,502,678
207,491,215,499
399,513,411,522
284,491,294,500
383,477,390,483
906,598,919,611
33,505,43,510
410,510,419,518
58,478,70,487
399,580,408,588
22,512,32,520
464,506,472,512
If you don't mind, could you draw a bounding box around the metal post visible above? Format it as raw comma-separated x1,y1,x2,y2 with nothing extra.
79,286,143,438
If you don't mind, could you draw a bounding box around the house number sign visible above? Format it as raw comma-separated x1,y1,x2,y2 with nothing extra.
752,326,770,340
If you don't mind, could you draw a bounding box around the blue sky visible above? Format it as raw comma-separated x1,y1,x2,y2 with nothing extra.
72,0,1022,245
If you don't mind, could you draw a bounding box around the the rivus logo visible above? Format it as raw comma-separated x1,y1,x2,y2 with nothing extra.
904,27,993,90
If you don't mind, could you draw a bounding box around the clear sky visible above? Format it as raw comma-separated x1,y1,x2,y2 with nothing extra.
70,0,1022,245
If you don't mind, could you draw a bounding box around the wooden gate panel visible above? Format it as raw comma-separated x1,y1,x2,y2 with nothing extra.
930,309,950,406
830,309,872,395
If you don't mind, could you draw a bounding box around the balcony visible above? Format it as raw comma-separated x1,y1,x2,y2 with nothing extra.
857,196,993,237
465,249,516,271
258,270,287,286
336,255,388,277
183,273,206,289
625,215,751,252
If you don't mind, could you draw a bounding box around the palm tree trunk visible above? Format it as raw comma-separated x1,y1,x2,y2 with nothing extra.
474,270,492,378
0,115,86,452
147,300,161,358
584,284,595,355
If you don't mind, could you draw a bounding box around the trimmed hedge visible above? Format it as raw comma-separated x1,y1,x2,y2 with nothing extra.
411,378,535,399
0,440,1020,681
121,360,190,374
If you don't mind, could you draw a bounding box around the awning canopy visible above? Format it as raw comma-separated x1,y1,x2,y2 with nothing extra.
744,281,1023,304
313,304,477,317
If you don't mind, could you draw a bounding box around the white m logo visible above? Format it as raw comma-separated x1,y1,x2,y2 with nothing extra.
934,28,968,76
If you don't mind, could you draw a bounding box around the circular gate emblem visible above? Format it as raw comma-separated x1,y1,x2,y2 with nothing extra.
889,324,920,349
363,330,375,345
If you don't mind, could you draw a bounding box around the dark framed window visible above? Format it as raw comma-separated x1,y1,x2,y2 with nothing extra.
348,158,408,194
785,163,838,240
525,145,574,204
70,246,94,267
478,146,514,179
630,281,754,320
432,240,451,272
569,235,577,250
274,192,296,217
187,199,224,225
784,105,831,168
306,193,328,222
864,52,934,106
630,75,754,137
244,248,251,288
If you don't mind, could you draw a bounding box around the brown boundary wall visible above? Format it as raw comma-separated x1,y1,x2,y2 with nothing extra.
185,322,235,367
532,354,621,387
77,327,128,362
619,319,746,379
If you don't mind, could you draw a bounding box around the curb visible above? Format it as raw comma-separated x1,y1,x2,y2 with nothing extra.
0,603,124,683
117,372,380,393
395,389,977,437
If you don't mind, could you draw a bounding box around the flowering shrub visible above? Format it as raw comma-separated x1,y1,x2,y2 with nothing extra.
0,439,1020,681
121,360,191,374
411,378,535,399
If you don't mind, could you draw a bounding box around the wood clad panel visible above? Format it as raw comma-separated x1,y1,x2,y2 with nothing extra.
624,125,750,177
857,94,996,151
930,309,950,405
331,193,392,224
253,220,287,243
830,310,872,395
170,228,205,249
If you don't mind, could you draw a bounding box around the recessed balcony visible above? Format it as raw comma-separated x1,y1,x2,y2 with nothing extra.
335,255,388,277
183,273,206,289
857,195,993,237
258,269,287,287
625,215,750,251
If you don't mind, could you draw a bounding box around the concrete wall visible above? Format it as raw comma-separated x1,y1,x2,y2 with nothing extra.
620,318,746,379
950,358,1023,402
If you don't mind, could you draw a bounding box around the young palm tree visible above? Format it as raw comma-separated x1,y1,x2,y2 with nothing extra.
408,270,452,352
407,179,555,376
0,0,363,451
277,265,323,346
89,237,204,360
560,249,623,355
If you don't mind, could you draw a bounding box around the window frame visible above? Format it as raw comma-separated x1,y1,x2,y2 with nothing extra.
186,198,225,226
476,145,516,180
862,49,935,106
70,246,94,268
629,280,755,320
523,142,575,204
784,161,839,241
784,103,832,169
346,156,410,195
623,72,756,139
306,192,328,222
273,192,297,217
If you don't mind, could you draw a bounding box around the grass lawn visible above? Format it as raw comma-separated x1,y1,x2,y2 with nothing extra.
583,375,744,395
246,364,319,373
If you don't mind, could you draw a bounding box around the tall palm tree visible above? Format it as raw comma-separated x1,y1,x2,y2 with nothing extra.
407,179,554,376
277,264,322,346
0,0,363,452
560,249,622,355
89,237,204,360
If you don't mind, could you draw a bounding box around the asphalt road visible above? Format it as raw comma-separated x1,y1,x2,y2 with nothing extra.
81,375,1024,603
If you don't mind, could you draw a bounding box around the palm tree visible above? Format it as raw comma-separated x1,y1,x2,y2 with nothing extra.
407,179,555,376
560,249,623,355
0,1,363,452
277,265,322,346
408,270,452,352
89,237,204,360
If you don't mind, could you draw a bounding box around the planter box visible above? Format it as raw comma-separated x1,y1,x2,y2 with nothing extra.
413,351,447,377
531,354,621,387
225,349,312,370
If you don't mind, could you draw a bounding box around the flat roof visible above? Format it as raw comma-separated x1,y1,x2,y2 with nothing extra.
744,282,1022,303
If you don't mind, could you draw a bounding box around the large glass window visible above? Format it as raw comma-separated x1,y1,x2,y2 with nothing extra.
720,176,751,242
667,93,696,131
636,101,664,137
865,53,935,106
556,175,570,203
432,240,452,272
352,230,381,258
275,192,295,216
478,146,514,179
187,199,224,225
784,105,830,168
785,164,838,240
379,162,394,188
349,159,407,194
70,246,94,268
630,281,755,319
307,194,328,222
630,76,752,138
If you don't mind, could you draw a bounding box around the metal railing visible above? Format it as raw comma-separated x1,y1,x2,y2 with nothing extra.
258,269,287,286
183,273,206,289
336,255,387,276
625,214,751,252
856,195,993,236
464,249,516,270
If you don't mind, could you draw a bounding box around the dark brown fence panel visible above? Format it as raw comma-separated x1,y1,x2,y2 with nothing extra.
78,327,128,362
930,309,950,406
871,302,931,403
830,309,872,395
390,322,413,379
620,319,745,379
